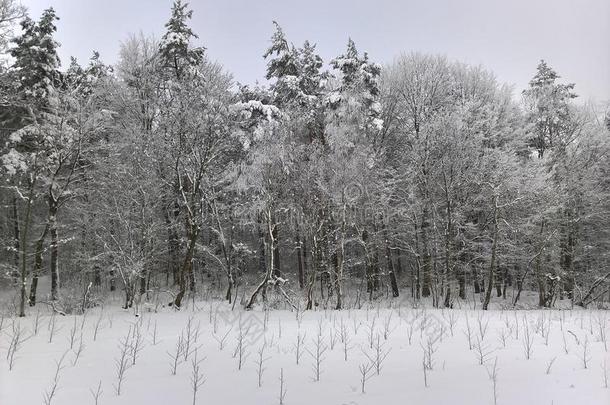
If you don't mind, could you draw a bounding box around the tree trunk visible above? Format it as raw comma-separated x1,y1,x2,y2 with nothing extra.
334,203,347,309
371,223,380,293
18,179,36,317
482,198,499,310
474,266,482,294
560,209,575,300
502,266,509,299
211,201,234,304
188,260,196,292
272,223,281,277
412,219,421,299
296,228,304,289
495,266,503,298
536,253,546,307
372,249,380,293
225,272,234,303
29,223,49,306
305,238,317,310
258,214,266,274
383,224,399,298
458,268,466,299
302,236,309,282
420,206,432,297
49,202,59,301
163,207,180,286
12,196,20,285
394,248,403,276
173,224,199,308
246,208,275,309
534,221,547,307
443,195,453,307
139,259,148,296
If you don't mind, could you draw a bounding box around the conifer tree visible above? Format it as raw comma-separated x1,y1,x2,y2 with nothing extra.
523,60,577,158
10,8,61,110
159,0,204,79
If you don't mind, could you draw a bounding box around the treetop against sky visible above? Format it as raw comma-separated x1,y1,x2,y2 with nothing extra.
20,0,610,103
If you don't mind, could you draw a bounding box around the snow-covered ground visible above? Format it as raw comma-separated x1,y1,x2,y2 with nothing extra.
1,300,608,405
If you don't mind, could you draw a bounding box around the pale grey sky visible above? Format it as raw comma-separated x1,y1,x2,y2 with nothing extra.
21,0,610,102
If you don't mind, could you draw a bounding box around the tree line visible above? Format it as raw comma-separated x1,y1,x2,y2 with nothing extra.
1,0,609,316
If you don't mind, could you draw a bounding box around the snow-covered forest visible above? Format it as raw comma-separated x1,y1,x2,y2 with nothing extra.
0,1,608,404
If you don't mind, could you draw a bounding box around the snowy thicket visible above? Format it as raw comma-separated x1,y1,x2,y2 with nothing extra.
0,1,608,321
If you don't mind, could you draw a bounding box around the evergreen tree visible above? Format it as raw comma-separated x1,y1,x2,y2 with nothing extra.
297,40,325,98
64,52,113,98
159,0,204,79
263,23,329,139
330,38,360,86
10,8,61,109
523,60,577,158
328,38,383,133
263,21,298,80
263,21,300,105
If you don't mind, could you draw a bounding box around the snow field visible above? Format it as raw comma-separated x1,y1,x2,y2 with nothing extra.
1,302,608,405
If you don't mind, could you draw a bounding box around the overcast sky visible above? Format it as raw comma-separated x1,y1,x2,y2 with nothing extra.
20,0,610,102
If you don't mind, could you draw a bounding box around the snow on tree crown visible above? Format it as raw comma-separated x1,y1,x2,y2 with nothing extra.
159,0,205,76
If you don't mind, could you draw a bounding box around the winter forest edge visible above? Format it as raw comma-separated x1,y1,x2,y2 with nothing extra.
0,1,609,404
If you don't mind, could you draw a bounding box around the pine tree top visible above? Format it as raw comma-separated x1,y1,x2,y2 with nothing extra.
263,21,298,80
159,0,205,77
10,7,61,104
528,59,576,98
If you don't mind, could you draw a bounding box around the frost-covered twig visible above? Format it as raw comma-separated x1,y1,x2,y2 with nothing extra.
463,315,473,350
294,331,306,365
307,334,327,382
212,326,232,351
278,368,286,405
7,320,30,370
382,312,395,340
359,362,375,393
486,357,499,405
149,319,158,345
340,323,352,361
32,309,41,335
190,350,206,405
183,316,201,362
130,319,145,365
421,331,440,370
72,333,85,366
89,381,102,405
114,326,133,395
93,310,104,341
255,343,270,387
474,336,493,365
168,335,185,375
422,354,428,388
42,350,69,405
522,317,534,360
545,357,557,374
233,321,250,370
363,334,390,375
581,335,591,369
48,313,61,343
68,316,78,350
477,312,489,341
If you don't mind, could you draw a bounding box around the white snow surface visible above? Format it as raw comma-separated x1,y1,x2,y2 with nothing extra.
1,301,608,405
